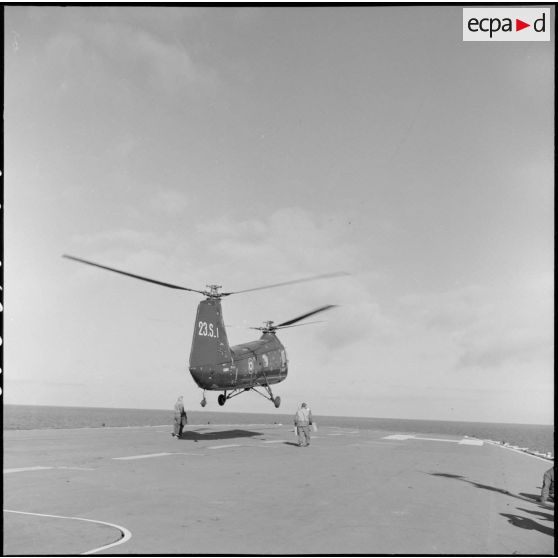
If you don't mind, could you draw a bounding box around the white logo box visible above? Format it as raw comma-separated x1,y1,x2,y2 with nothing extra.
463,8,551,41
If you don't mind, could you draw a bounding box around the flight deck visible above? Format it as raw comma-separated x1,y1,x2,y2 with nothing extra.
3,423,554,555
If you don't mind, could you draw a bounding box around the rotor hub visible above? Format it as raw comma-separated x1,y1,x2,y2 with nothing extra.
205,284,223,298
259,320,277,333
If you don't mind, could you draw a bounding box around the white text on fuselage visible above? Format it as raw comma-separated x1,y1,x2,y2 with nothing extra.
198,321,219,338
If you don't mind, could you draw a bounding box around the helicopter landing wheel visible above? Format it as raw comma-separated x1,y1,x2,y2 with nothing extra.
218,394,226,407
201,397,207,407
274,396,281,409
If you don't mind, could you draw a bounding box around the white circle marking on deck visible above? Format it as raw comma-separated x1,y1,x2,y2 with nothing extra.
3,509,132,555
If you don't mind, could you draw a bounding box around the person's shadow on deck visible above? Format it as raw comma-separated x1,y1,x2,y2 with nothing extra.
178,429,262,442
500,513,554,537
516,507,554,523
429,473,554,537
430,473,514,496
519,492,543,501
428,473,552,505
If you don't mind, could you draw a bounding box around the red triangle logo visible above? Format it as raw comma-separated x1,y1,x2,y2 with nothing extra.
516,19,530,31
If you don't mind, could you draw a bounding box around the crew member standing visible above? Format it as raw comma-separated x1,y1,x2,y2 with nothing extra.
540,466,554,503
172,396,187,438
294,402,313,447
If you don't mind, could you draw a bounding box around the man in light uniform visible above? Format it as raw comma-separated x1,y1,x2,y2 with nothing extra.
294,402,313,447
172,396,187,438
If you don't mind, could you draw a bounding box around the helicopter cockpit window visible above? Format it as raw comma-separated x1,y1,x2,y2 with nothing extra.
280,350,287,365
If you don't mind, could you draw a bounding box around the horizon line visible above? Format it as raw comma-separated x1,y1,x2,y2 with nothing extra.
3,403,553,428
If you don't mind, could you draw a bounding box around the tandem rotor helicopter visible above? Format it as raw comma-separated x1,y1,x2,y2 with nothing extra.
63,255,345,409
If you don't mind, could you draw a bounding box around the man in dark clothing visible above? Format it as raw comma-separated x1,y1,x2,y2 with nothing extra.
540,466,554,503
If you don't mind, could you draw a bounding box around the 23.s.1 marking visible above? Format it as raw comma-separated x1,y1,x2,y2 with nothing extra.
198,321,219,338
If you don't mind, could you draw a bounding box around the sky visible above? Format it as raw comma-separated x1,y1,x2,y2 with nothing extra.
4,6,554,424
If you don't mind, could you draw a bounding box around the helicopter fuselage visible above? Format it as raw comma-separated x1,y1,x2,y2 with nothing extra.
62,254,337,408
189,334,288,391
188,298,288,391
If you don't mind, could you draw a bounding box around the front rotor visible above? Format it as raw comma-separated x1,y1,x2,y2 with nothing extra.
63,254,347,301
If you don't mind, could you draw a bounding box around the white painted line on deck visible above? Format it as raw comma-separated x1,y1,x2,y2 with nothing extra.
3,509,132,555
263,440,288,444
351,440,393,446
58,466,97,470
325,429,359,434
207,444,241,450
172,453,205,456
382,434,483,446
459,439,484,446
113,452,173,460
4,466,53,474
384,434,463,442
414,436,463,443
5,466,97,474
485,440,553,462
112,452,205,461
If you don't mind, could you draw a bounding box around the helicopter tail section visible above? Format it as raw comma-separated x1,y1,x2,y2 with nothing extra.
189,298,232,370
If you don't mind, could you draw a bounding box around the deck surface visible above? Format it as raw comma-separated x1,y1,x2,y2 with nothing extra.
3,423,554,555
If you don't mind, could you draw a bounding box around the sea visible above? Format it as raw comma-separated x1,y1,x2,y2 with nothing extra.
3,404,554,456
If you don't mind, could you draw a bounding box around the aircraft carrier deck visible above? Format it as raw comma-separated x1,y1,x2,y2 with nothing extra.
3,423,554,555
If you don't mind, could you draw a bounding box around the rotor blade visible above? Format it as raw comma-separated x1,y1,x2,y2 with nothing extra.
222,271,349,297
249,320,325,332
276,304,337,328
275,320,326,330
62,255,207,295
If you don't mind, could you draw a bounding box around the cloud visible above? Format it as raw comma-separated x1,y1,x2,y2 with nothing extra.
399,275,553,372
457,334,550,369
62,207,356,299
72,228,152,247
399,286,485,333
318,297,397,352
38,17,220,99
151,190,190,215
196,207,362,276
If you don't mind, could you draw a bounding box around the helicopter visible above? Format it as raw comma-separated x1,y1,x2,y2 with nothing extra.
63,254,343,408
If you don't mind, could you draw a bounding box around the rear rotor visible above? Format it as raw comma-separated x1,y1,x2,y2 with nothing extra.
251,305,338,333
